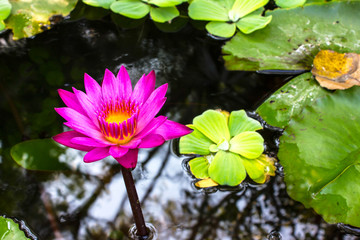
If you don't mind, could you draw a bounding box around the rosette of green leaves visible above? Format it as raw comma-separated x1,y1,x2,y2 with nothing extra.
188,0,272,38
179,110,275,186
110,0,187,23
0,0,11,31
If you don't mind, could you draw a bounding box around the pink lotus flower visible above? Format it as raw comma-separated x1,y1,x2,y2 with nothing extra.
53,66,192,168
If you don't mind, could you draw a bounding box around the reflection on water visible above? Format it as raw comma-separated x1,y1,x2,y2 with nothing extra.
0,4,359,239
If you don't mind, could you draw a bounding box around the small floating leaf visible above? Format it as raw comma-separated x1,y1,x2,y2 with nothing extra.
150,6,179,23
311,50,360,90
206,21,236,38
236,15,272,34
82,0,116,9
228,110,262,137
229,131,264,159
209,150,246,186
148,0,187,7
195,178,219,188
189,157,210,179
10,139,68,171
0,216,30,240
278,86,360,227
110,0,150,19
179,125,214,155
275,0,306,8
188,0,229,21
0,0,11,31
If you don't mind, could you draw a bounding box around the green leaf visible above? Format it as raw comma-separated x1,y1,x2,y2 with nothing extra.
242,158,264,180
275,0,306,8
243,154,276,183
205,21,236,38
229,0,268,21
0,216,30,240
223,1,360,71
209,150,246,186
10,139,69,171
228,110,262,137
179,125,214,155
189,157,210,179
4,0,77,40
188,0,229,21
153,15,188,32
110,0,150,19
0,0,11,20
236,15,272,34
82,0,116,9
256,72,328,129
193,110,230,144
229,131,264,159
278,86,360,227
150,6,179,23
148,0,187,7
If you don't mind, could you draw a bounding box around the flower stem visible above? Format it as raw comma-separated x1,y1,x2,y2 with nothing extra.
121,166,148,238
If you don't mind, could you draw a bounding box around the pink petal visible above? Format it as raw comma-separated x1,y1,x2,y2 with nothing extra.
131,70,156,104
64,122,106,144
136,84,168,133
84,147,110,163
114,149,139,169
102,69,119,100
73,88,100,128
71,137,110,147
134,116,167,139
152,119,193,140
84,73,102,103
138,134,165,148
109,145,129,158
116,65,132,100
55,107,98,129
58,89,86,115
120,139,142,149
53,131,93,151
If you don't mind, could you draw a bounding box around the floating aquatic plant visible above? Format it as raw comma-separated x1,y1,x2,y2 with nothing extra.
188,0,272,38
0,216,30,240
53,66,191,237
0,0,11,31
110,0,187,23
179,109,275,187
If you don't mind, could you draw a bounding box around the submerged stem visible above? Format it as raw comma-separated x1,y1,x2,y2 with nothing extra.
121,166,148,238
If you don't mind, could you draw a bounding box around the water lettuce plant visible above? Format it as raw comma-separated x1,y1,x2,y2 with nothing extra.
110,0,187,23
188,0,272,38
179,109,275,187
0,0,11,31
275,0,306,8
53,66,191,169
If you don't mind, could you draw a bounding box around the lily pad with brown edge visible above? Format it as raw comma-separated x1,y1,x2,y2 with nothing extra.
312,50,360,90
5,0,77,40
256,72,328,129
223,1,360,71
278,86,360,227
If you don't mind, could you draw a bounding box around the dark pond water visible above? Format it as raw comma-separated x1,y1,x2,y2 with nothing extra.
0,3,359,240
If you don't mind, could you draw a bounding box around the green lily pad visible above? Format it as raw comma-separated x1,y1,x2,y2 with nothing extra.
0,216,30,240
5,0,77,40
150,6,179,23
0,0,11,31
82,0,116,9
275,0,306,8
10,139,69,171
110,0,150,19
223,1,360,71
256,72,328,128
278,86,360,227
209,150,246,186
